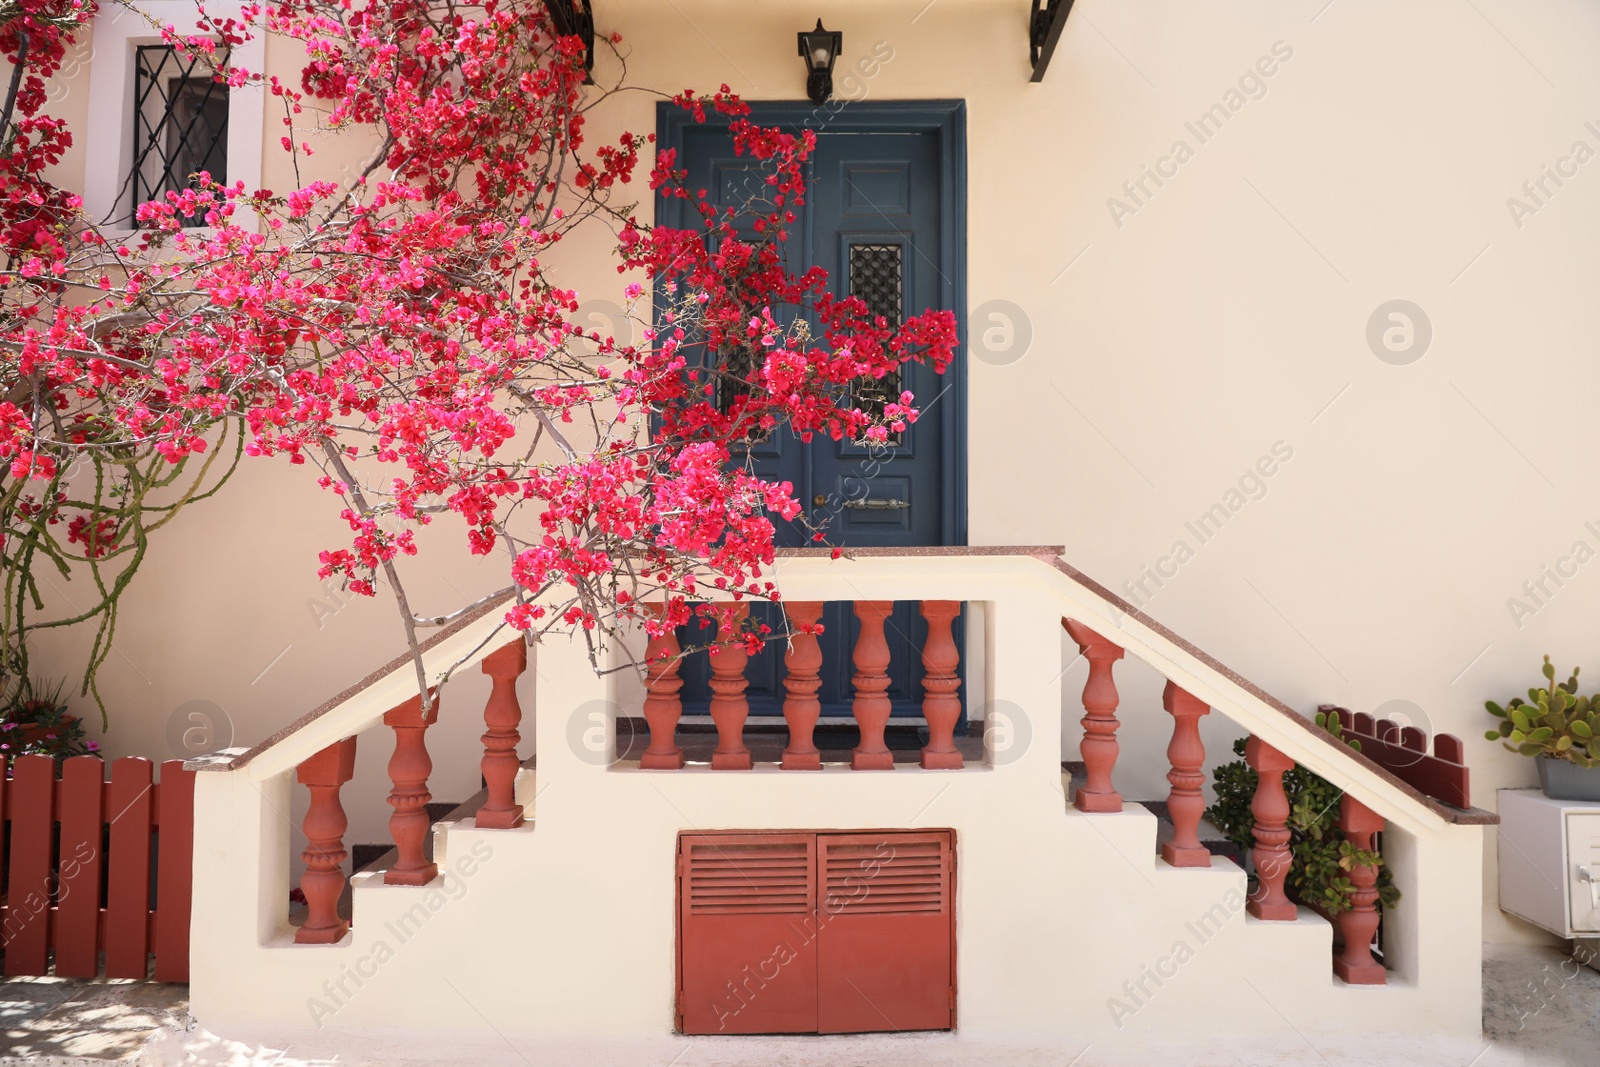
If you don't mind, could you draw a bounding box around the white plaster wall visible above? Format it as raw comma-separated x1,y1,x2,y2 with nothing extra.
28,0,1596,943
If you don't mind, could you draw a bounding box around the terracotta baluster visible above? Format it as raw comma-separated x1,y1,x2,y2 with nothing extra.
1333,795,1388,984
1062,619,1124,811
780,601,825,770
295,737,357,944
476,641,527,828
1160,681,1211,866
919,601,964,770
640,604,686,770
1246,736,1298,920
851,601,896,770
384,690,440,886
709,602,753,769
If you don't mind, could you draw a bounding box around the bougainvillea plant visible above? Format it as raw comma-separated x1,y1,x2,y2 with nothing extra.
0,0,959,715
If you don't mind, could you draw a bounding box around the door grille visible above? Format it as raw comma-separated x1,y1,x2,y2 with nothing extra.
824,838,945,914
684,839,813,914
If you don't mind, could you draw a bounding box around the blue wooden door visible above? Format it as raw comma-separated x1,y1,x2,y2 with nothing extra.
660,103,966,720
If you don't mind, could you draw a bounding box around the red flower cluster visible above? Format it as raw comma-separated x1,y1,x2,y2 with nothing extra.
1,0,958,671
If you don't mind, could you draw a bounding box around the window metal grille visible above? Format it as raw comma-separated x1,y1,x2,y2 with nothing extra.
713,342,773,444
132,45,229,226
848,243,904,434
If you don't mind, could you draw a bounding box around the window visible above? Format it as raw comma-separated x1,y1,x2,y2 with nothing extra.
131,45,230,226
83,1,263,232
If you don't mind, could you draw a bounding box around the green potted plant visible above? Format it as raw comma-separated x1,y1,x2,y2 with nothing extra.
1485,656,1600,801
1,678,101,762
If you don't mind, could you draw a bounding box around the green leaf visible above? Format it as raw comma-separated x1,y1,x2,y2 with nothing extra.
1556,735,1574,751
1527,727,1555,743
1544,657,1556,681
1519,743,1544,756
1572,720,1592,739
1510,729,1526,743
1485,730,1503,741
1487,701,1508,718
1513,709,1532,732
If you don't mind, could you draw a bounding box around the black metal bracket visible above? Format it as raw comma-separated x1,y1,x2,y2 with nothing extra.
543,0,595,82
1029,0,1075,83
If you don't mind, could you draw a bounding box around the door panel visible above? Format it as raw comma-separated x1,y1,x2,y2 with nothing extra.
678,834,819,1034
817,832,954,1034
806,133,945,548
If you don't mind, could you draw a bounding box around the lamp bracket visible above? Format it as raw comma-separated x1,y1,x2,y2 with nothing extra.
1029,0,1075,82
543,0,596,81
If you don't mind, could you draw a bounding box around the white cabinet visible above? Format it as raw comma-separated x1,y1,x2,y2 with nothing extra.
1498,788,1600,940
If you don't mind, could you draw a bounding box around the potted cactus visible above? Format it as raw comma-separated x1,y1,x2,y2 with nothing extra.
1485,656,1600,801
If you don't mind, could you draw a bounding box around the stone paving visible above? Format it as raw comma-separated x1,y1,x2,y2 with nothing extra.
2,942,1595,1066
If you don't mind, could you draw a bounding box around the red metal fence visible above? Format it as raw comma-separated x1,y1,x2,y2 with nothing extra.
1,754,194,981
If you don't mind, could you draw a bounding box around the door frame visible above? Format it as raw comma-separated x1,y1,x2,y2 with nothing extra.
654,99,969,546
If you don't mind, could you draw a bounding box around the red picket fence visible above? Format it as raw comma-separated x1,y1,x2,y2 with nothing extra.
1,754,194,981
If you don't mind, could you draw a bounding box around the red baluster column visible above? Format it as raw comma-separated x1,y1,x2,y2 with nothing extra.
1245,736,1298,920
920,600,964,770
295,737,357,944
640,604,686,769
384,691,439,886
781,601,825,770
1333,795,1388,984
1160,681,1211,866
851,601,896,770
709,602,753,770
476,641,527,828
1062,619,1124,811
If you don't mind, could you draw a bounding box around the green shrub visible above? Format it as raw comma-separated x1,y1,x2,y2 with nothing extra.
1205,713,1398,916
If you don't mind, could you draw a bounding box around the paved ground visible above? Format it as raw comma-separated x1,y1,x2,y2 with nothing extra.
0,976,187,1064
3,942,1596,1066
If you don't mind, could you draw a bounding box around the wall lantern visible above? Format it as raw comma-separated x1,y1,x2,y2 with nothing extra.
797,19,842,104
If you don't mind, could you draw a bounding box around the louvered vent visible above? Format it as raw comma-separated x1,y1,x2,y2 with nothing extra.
685,840,812,914
823,838,945,915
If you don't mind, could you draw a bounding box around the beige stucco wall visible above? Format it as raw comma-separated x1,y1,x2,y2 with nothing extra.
25,0,1599,947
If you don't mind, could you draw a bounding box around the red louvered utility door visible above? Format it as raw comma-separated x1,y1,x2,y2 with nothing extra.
677,833,820,1034
817,831,954,1033
677,830,955,1035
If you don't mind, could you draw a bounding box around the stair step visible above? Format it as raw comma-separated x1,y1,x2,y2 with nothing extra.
353,756,537,876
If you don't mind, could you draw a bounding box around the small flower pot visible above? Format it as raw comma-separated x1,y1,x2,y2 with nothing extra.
1537,754,1600,801
6,715,78,746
